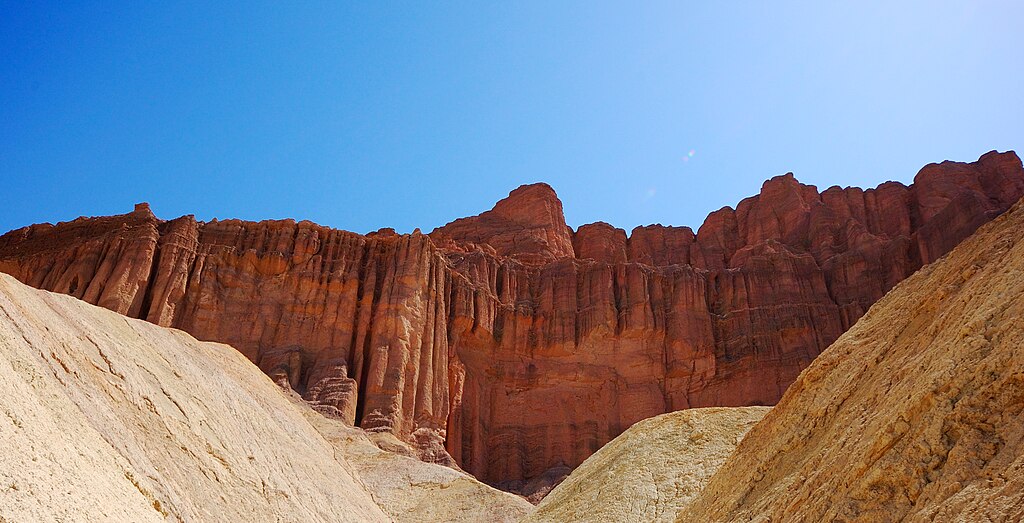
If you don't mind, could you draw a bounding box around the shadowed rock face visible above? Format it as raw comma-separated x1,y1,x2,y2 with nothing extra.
0,150,1020,487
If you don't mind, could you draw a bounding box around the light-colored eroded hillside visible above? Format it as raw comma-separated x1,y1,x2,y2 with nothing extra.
296,403,532,523
524,407,768,523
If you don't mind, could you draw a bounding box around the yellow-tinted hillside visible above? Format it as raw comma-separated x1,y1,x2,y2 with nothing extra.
679,199,1024,521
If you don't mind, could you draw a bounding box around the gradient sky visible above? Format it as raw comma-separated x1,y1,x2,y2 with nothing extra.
2,2,1022,236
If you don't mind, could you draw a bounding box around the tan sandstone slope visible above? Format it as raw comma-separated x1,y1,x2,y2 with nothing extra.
294,404,533,523
524,406,769,523
0,272,530,523
677,199,1024,521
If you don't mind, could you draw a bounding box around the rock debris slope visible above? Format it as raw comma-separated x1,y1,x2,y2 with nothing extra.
297,403,532,522
677,194,1024,521
523,407,768,523
0,272,529,523
0,151,1020,488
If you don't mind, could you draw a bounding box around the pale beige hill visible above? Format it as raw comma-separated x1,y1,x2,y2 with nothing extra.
296,402,534,523
523,407,769,523
0,272,531,522
0,272,388,522
678,199,1024,522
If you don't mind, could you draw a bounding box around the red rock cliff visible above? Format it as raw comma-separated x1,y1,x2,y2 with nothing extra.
0,151,1020,489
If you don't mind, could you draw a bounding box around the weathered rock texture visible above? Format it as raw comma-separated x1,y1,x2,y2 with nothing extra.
298,401,533,523
525,406,769,523
0,271,388,522
0,151,1020,487
0,272,531,522
678,190,1024,522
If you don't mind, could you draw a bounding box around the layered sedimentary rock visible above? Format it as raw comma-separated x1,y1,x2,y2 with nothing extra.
525,406,769,523
678,188,1024,523
0,150,1020,488
0,272,531,522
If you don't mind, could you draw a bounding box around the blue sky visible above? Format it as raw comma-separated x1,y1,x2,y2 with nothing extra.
1,2,1021,235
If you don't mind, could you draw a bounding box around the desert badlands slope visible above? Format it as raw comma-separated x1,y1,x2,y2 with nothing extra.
0,271,530,522
674,194,1024,520
524,406,769,523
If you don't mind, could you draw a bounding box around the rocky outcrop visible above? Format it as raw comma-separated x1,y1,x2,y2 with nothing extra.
430,182,575,263
678,184,1024,523
573,222,628,264
0,150,1020,488
0,272,531,522
525,406,769,523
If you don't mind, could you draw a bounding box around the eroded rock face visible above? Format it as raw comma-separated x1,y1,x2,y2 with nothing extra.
573,222,627,264
678,179,1024,523
430,182,575,264
0,150,1020,488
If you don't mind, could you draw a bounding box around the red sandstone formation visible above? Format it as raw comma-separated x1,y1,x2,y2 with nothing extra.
0,151,1021,490
431,183,575,264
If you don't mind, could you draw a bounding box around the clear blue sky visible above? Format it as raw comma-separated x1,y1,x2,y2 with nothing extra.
2,2,1022,235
